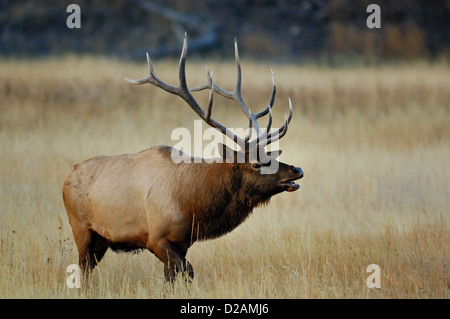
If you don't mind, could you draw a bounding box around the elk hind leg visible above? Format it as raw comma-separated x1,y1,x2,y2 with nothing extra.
72,223,108,274
87,231,109,270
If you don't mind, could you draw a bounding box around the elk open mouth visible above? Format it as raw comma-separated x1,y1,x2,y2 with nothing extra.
279,177,301,192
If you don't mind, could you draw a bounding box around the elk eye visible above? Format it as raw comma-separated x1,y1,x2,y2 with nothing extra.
253,163,261,169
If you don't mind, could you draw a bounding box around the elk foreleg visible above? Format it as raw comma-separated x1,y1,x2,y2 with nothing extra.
152,240,194,283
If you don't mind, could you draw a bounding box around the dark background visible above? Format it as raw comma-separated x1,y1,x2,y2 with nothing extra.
0,0,449,63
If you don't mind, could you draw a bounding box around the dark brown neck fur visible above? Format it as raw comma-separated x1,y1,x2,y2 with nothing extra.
175,162,271,241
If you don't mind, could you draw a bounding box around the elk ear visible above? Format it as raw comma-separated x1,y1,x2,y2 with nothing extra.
218,143,241,163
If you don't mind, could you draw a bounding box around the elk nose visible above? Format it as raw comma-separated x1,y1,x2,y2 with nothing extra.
291,166,304,178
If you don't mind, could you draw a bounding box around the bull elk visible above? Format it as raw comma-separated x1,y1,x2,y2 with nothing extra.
62,34,303,282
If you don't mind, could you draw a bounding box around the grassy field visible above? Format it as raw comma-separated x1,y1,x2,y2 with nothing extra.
0,56,448,298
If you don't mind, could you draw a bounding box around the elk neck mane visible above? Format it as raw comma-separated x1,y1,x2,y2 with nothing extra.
170,151,272,240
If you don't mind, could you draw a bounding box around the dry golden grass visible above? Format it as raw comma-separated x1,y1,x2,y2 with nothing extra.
0,56,449,298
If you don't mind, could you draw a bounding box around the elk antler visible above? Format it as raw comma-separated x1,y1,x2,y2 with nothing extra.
125,33,293,151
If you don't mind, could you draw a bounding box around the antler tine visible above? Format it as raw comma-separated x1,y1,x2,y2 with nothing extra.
260,98,294,147
265,106,273,137
255,69,276,119
234,38,242,96
123,53,152,85
205,69,214,121
125,50,179,95
178,33,189,91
